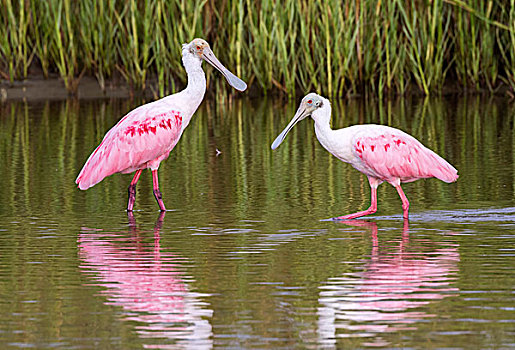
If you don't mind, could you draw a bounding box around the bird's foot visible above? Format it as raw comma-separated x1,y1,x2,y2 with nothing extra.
326,209,376,221
152,189,166,211
320,215,361,222
328,215,362,221
127,184,137,211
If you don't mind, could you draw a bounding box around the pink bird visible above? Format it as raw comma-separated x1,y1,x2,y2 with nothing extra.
76,38,247,211
271,93,458,220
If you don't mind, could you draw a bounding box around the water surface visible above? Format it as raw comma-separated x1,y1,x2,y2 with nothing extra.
0,96,513,349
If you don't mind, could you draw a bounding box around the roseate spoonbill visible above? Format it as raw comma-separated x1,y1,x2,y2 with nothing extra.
271,93,458,220
76,38,247,211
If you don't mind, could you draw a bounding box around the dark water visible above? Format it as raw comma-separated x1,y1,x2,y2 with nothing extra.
0,96,513,349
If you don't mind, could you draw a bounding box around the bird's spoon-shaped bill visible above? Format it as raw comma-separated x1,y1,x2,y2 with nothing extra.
271,107,308,150
203,48,247,92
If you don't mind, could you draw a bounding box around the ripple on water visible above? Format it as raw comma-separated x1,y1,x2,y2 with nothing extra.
374,207,515,224
77,225,214,349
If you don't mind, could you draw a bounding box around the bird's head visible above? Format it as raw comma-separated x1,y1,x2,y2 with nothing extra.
186,38,210,59
271,93,327,150
183,38,247,92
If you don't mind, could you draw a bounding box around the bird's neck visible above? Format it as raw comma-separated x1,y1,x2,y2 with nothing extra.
164,50,206,129
313,103,333,134
182,52,206,99
313,103,337,151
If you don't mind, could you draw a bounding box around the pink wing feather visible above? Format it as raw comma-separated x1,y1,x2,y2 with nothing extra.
76,106,183,190
353,132,458,183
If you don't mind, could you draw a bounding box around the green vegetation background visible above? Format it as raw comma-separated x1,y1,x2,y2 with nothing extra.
1,0,514,98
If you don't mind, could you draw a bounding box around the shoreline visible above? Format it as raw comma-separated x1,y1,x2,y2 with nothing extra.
1,76,133,102
1,76,513,102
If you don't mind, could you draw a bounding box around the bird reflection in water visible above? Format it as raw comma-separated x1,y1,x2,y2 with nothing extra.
317,220,459,347
78,212,213,349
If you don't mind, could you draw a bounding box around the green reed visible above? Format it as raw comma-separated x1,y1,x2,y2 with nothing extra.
0,0,33,81
30,0,51,78
497,0,515,94
48,0,83,93
397,0,452,95
377,1,409,96
454,1,499,91
78,0,119,91
0,0,513,97
114,0,154,91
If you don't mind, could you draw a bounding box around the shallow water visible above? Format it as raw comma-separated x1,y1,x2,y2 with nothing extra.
0,96,513,349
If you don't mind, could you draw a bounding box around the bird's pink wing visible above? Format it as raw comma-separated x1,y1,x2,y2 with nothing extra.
353,132,458,183
76,108,183,190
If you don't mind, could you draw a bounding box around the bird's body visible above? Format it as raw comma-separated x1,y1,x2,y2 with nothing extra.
314,122,458,185
76,39,246,211
76,82,203,191
271,93,458,220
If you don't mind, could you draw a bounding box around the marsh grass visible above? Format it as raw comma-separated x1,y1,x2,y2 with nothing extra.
453,0,499,91
497,0,515,94
0,0,513,97
47,0,84,92
78,0,119,91
1,0,33,81
398,0,452,95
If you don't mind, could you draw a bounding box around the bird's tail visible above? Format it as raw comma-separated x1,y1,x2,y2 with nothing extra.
427,151,459,183
75,141,113,190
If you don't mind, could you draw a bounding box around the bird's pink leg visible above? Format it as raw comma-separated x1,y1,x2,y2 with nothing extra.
331,177,380,220
127,169,143,212
151,170,166,211
395,185,410,220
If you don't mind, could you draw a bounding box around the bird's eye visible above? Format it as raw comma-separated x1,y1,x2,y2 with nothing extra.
307,100,312,104
196,45,201,50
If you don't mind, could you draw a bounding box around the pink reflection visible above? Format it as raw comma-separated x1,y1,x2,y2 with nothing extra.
318,220,459,345
78,212,212,349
